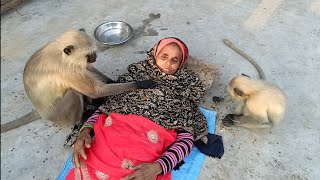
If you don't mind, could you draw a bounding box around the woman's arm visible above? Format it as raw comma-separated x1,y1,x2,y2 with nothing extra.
73,109,104,167
122,131,194,179
79,109,102,132
156,131,194,175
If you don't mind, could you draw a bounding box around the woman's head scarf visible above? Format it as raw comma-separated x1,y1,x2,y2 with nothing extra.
154,37,189,67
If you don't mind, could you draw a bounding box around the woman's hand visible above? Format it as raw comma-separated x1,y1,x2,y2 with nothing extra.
72,127,92,168
120,162,162,180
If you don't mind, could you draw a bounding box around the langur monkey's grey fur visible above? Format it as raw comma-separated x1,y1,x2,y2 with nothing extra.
1,30,154,133
223,75,286,129
222,39,286,129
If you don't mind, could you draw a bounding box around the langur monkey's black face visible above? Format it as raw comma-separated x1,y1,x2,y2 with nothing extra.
86,52,97,63
61,28,98,65
227,85,245,102
227,75,251,102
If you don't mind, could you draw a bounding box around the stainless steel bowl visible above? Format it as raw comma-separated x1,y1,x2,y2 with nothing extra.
94,21,133,45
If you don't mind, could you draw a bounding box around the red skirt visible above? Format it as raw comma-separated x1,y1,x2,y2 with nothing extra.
66,113,176,180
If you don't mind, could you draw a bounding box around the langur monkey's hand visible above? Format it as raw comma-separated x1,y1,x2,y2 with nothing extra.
72,127,92,168
136,80,158,89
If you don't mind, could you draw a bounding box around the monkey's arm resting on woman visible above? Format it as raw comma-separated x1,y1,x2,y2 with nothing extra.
117,60,206,104
79,60,151,130
64,71,155,98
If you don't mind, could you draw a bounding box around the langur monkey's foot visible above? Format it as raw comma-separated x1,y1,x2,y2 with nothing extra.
222,114,237,127
212,96,224,103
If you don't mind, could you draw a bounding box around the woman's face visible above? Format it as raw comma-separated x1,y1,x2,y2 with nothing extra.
155,43,182,75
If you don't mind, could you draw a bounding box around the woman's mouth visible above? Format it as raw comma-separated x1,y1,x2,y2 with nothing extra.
162,67,171,71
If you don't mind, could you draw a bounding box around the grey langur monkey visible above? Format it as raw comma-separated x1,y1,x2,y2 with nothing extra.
223,75,286,129
1,29,155,133
222,39,286,129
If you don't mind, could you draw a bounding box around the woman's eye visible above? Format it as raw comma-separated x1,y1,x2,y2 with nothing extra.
161,56,167,60
172,60,179,64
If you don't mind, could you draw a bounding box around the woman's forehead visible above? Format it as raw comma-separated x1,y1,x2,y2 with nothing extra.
165,43,180,49
159,44,182,54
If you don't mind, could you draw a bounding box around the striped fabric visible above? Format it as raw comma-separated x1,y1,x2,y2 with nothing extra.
156,132,194,174
82,110,194,175
84,110,102,126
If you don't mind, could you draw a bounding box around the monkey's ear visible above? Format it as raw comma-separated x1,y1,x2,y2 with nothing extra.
63,45,75,55
234,88,244,97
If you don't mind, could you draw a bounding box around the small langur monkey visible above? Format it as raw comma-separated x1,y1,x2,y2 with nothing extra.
1,29,155,133
221,39,286,129
223,75,286,129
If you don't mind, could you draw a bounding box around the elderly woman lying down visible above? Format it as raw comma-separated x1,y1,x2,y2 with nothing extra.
67,37,209,180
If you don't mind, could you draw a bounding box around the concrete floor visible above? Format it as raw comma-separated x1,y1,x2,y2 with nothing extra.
1,0,319,179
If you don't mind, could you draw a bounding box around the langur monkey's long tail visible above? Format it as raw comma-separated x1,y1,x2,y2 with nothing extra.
1,110,41,133
223,39,266,80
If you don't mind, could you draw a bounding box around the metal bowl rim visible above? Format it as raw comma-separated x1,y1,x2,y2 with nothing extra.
94,21,133,45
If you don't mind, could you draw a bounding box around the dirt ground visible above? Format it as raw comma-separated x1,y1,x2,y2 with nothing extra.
1,0,319,179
